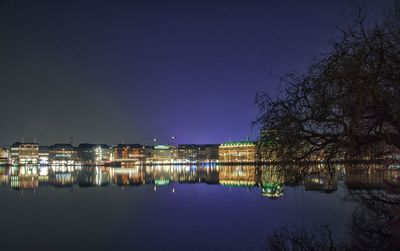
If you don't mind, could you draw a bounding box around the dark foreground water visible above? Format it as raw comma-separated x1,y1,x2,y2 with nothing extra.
0,164,399,251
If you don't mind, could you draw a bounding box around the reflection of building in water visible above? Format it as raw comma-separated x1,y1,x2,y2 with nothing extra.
18,165,38,176
10,176,39,190
9,166,40,190
219,141,256,163
144,165,202,184
110,167,145,186
304,165,338,193
305,175,337,193
345,164,399,192
49,172,75,187
49,144,77,165
112,144,145,163
176,166,198,183
145,146,154,160
77,167,110,186
260,167,284,199
38,166,49,185
346,164,388,190
10,142,39,165
219,165,258,187
145,166,172,185
385,169,400,194
197,166,220,184
0,166,8,185
78,144,111,164
0,147,9,164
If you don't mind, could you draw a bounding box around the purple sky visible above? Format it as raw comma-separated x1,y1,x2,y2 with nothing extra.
0,0,394,146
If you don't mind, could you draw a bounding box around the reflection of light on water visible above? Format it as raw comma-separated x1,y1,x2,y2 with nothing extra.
39,166,48,176
94,167,103,186
2,164,397,200
261,183,284,199
155,179,170,186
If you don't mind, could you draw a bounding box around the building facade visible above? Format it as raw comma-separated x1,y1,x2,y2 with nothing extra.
10,142,39,165
152,145,173,162
0,147,9,165
112,144,145,163
178,144,219,162
78,144,111,164
49,144,77,165
178,144,201,161
219,141,256,163
39,146,49,165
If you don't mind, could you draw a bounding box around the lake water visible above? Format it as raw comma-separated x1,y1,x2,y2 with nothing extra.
0,164,398,250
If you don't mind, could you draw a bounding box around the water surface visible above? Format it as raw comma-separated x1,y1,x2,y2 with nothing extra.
0,164,398,250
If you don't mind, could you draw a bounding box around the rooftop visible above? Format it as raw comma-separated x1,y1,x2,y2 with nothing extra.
220,141,255,147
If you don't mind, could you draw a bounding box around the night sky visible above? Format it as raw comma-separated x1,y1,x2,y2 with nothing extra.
0,0,393,146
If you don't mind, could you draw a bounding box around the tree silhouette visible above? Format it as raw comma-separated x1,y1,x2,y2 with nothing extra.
256,2,400,162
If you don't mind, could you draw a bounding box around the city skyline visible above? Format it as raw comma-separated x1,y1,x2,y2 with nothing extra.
1,140,259,166
2,1,399,250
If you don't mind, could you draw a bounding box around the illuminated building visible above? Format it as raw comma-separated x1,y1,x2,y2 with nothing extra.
152,145,173,162
171,146,179,160
202,144,219,161
219,141,256,163
77,144,95,163
10,142,39,165
39,146,49,165
78,144,111,164
112,144,145,163
178,144,219,162
178,144,202,161
49,144,77,165
145,145,154,160
0,147,9,165
93,145,111,164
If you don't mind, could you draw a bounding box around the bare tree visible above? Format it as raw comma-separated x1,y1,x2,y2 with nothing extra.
264,225,344,251
345,181,400,250
256,2,400,162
